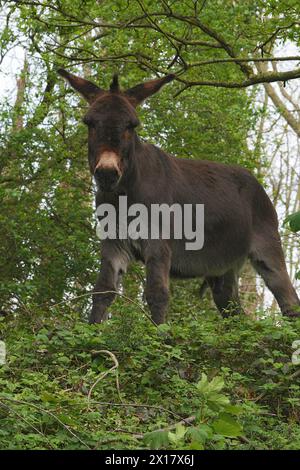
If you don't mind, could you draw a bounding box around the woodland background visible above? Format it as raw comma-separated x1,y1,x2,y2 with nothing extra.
0,0,300,450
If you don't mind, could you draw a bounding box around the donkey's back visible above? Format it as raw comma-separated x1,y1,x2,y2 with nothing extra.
143,152,274,277
169,155,299,317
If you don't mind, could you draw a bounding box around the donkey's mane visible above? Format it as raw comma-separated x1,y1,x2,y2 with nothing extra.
109,74,120,93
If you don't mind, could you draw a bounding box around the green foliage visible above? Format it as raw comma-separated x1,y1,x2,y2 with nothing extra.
144,372,244,450
284,211,300,281
6,0,300,312
1,0,300,451
0,0,260,313
0,281,299,449
284,211,300,233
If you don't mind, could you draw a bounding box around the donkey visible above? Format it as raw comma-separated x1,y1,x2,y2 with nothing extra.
58,68,300,324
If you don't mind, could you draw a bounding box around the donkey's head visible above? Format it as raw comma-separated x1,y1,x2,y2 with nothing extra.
58,69,175,191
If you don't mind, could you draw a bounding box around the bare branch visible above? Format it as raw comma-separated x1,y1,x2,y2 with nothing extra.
186,56,300,68
176,66,300,90
255,22,300,55
256,61,300,137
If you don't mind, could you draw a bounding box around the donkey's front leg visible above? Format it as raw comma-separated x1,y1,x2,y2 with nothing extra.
145,243,171,325
89,260,117,324
89,243,129,324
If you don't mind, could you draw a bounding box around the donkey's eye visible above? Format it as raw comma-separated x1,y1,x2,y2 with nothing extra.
82,116,95,127
127,120,139,130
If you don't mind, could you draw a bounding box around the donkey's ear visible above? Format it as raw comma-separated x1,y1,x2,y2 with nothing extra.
57,69,105,104
124,74,175,107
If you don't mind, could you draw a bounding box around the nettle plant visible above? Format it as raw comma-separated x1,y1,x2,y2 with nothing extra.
144,373,244,450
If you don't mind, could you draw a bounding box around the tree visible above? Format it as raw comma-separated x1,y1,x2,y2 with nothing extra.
0,0,258,313
0,0,299,313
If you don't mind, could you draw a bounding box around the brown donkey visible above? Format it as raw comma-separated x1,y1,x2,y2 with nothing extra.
58,69,300,324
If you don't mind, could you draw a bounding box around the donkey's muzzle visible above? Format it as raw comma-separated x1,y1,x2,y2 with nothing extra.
94,150,122,191
94,167,120,191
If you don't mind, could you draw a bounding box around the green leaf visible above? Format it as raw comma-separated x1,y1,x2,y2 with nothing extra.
208,392,230,408
196,373,225,394
196,373,209,393
57,413,77,426
223,404,243,415
209,376,225,392
40,392,59,403
157,323,171,334
188,441,204,450
284,211,300,233
186,424,213,444
144,430,169,449
212,413,243,438
168,423,186,444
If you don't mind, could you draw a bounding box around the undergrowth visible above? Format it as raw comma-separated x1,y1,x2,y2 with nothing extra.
0,276,299,450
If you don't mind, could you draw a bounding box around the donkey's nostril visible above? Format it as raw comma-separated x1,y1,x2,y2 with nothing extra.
94,167,120,190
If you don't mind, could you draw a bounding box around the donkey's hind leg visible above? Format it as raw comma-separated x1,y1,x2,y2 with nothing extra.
249,232,300,317
207,270,244,317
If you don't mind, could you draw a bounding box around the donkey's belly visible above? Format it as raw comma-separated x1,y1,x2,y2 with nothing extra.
170,239,248,278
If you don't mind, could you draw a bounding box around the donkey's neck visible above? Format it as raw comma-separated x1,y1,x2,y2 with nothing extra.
123,133,172,199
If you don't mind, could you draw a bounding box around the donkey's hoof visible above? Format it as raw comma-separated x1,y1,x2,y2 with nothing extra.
88,316,101,324
88,310,109,324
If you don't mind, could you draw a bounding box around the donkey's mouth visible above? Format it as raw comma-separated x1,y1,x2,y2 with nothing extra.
94,168,121,192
